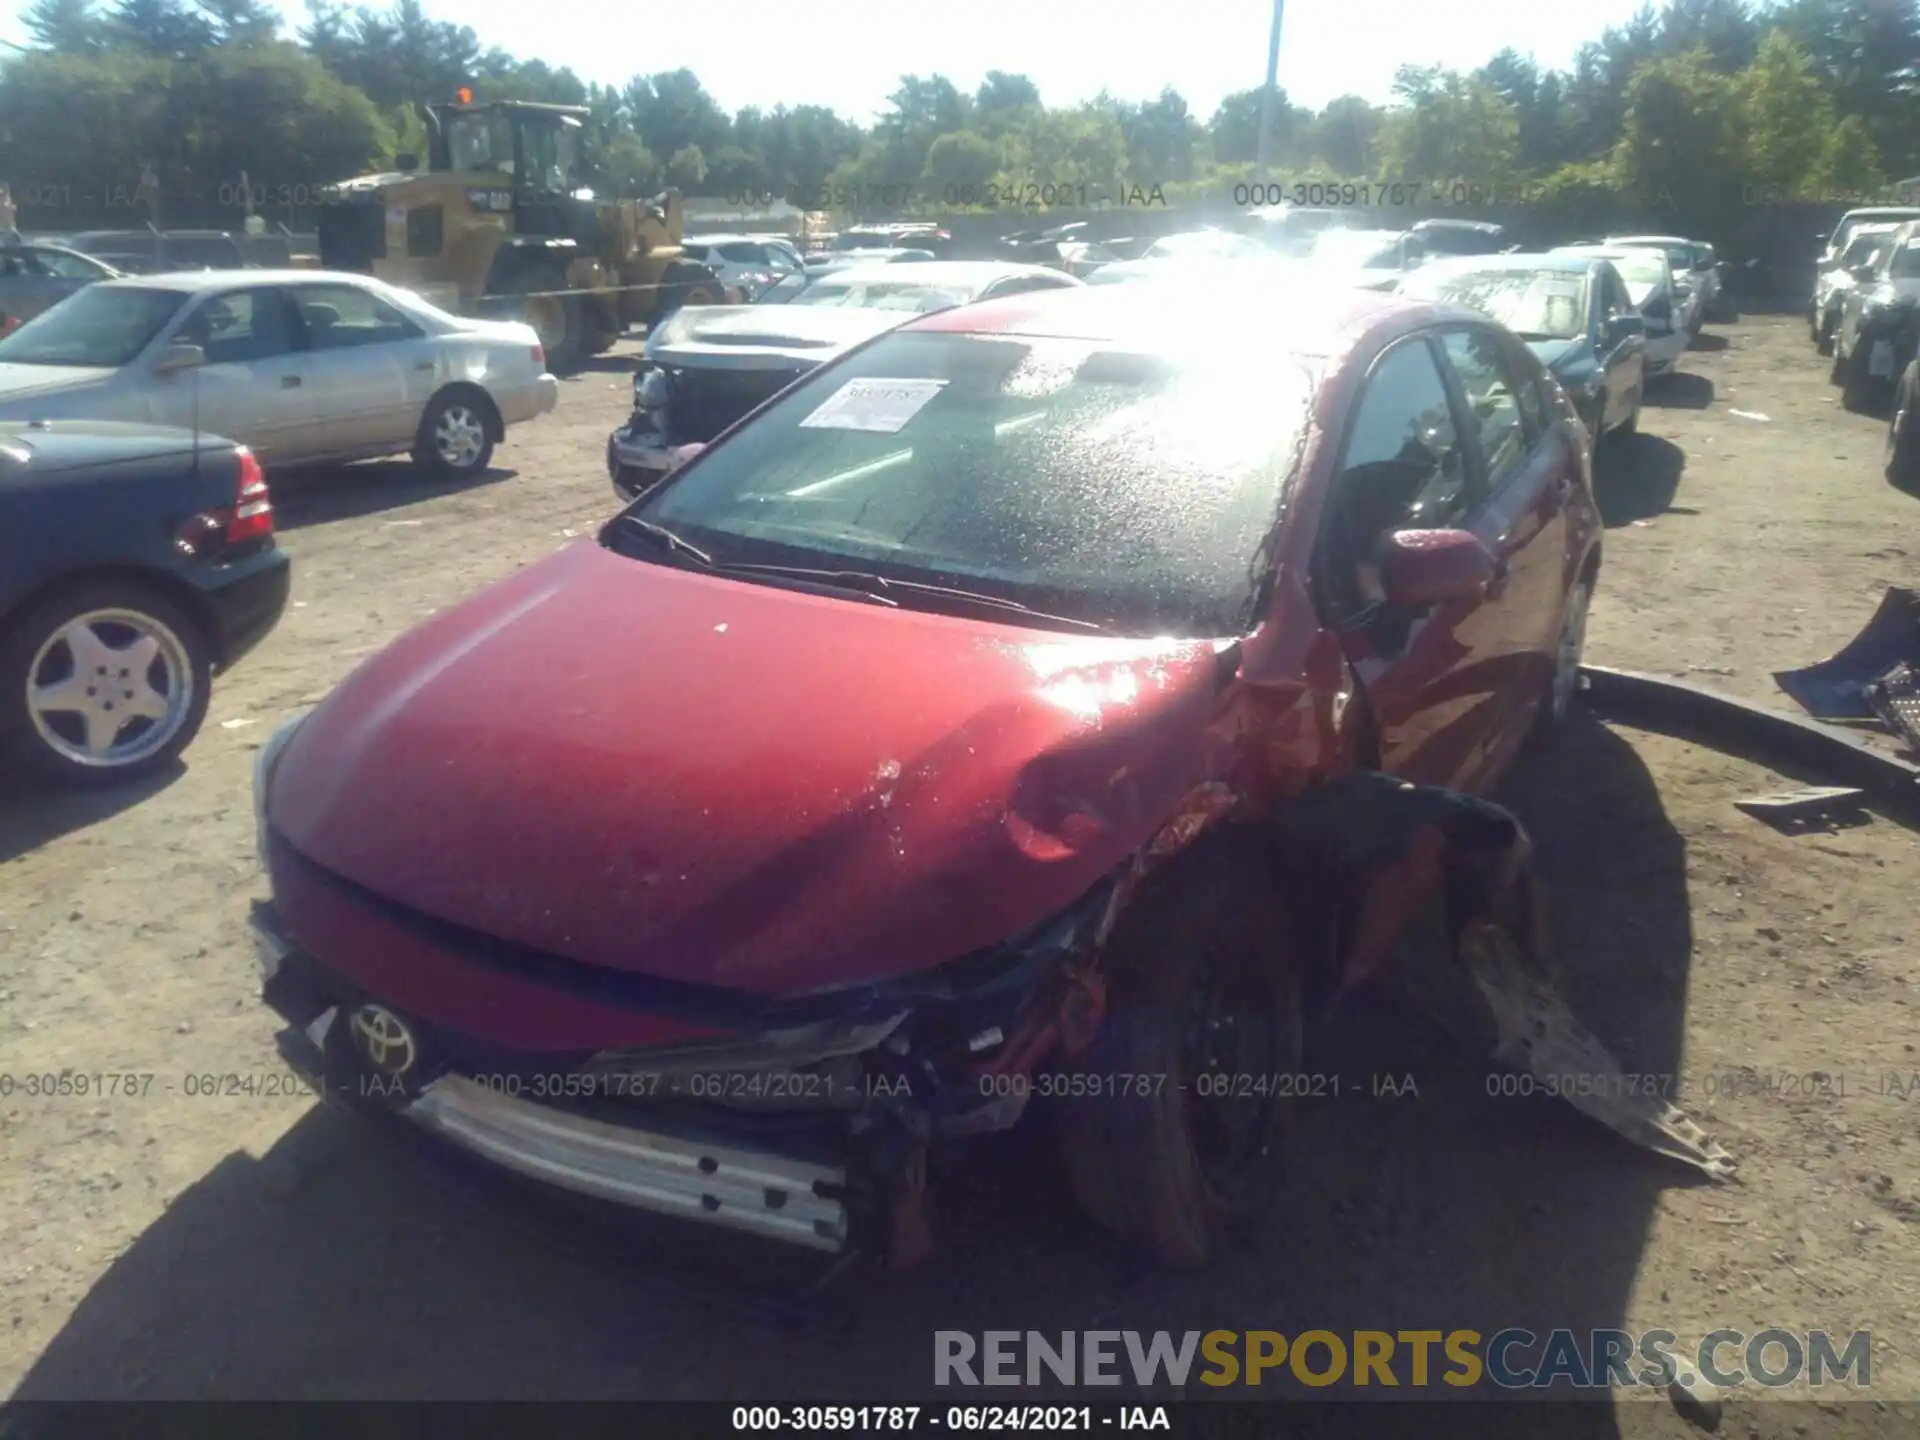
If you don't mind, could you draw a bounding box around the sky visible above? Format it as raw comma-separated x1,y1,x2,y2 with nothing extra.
0,0,1661,119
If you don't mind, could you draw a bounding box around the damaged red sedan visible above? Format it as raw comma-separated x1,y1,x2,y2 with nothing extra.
251,283,1602,1268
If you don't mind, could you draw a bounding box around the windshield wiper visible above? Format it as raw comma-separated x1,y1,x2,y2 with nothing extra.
715,563,1104,630
617,515,715,567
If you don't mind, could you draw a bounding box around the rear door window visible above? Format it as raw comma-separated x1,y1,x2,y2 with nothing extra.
1438,327,1529,492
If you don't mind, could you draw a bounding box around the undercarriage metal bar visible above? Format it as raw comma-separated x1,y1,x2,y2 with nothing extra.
1579,664,1920,820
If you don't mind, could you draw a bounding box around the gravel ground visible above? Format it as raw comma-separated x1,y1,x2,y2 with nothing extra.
1,315,1917,1434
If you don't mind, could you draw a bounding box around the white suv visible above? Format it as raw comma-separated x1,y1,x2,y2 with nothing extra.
678,235,805,301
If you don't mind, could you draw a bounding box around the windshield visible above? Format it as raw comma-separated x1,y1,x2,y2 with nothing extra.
1616,240,1691,271
1891,244,1920,280
790,280,971,312
1842,232,1893,267
0,285,186,366
1403,267,1589,340
1834,213,1920,254
1585,253,1664,302
622,330,1316,636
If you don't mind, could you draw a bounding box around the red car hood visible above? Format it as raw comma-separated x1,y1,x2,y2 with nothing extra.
269,540,1232,997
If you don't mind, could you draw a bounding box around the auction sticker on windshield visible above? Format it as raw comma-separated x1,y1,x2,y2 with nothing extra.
800,378,948,434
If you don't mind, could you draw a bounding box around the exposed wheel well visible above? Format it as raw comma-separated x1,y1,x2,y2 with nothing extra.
428,382,504,443
2,565,222,669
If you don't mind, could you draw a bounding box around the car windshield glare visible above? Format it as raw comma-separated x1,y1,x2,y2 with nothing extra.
1406,268,1588,340
627,330,1317,636
0,284,187,366
792,282,971,312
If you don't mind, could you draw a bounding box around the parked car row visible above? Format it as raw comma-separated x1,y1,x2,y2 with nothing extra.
1798,206,1920,489
0,265,558,783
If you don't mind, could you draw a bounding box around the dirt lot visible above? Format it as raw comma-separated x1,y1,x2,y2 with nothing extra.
2,314,1918,1431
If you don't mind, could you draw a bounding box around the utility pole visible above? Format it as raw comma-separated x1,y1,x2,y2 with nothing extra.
1254,0,1285,184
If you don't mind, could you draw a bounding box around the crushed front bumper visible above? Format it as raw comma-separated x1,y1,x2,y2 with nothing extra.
608,421,675,502
249,890,1080,1255
271,1009,852,1250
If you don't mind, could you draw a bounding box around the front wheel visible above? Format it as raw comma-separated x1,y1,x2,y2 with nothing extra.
413,389,496,480
1055,828,1301,1268
1,579,213,787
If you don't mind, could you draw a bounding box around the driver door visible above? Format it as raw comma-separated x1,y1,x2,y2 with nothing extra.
150,287,312,462
1314,333,1501,789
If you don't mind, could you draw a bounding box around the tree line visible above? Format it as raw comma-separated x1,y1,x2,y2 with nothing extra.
2,0,1917,240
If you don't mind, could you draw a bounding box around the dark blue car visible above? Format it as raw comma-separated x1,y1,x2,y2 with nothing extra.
1398,253,1646,446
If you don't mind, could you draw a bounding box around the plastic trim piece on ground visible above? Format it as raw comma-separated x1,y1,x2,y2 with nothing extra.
1579,664,1920,818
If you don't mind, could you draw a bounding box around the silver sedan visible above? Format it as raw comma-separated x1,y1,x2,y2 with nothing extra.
0,241,121,332
0,269,559,477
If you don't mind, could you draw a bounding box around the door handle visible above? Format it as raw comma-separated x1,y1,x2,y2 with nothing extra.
281,375,301,388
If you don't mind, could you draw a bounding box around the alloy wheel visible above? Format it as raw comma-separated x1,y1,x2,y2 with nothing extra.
27,608,195,768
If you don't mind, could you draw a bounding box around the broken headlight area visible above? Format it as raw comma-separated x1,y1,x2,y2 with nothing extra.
563,877,1118,1136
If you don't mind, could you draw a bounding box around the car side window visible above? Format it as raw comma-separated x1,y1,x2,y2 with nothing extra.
1322,338,1470,615
1500,334,1548,442
1439,327,1529,490
175,288,298,364
1600,268,1629,318
29,249,102,280
288,283,425,350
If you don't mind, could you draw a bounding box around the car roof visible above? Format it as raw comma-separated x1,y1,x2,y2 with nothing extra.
1412,218,1505,232
685,234,789,246
1841,207,1920,218
92,268,381,292
1605,234,1696,245
1554,244,1667,266
806,261,1071,288
1418,251,1597,275
902,282,1433,358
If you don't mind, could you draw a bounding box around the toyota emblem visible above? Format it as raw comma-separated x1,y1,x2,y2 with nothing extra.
348,1004,418,1079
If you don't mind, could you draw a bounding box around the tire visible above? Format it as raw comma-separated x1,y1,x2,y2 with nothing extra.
1838,349,1877,414
1,578,213,787
1531,577,1592,743
504,261,583,370
1888,361,1920,491
413,388,496,480
663,261,725,316
1054,827,1302,1268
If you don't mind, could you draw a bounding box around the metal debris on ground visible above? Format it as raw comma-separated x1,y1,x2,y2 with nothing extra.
1272,772,1737,1181
1773,586,1920,722
1458,920,1738,1182
1732,786,1869,829
1865,662,1920,755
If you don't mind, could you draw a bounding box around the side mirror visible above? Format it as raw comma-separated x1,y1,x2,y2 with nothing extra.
155,343,204,375
395,152,419,172
1608,313,1646,344
1381,529,1499,607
